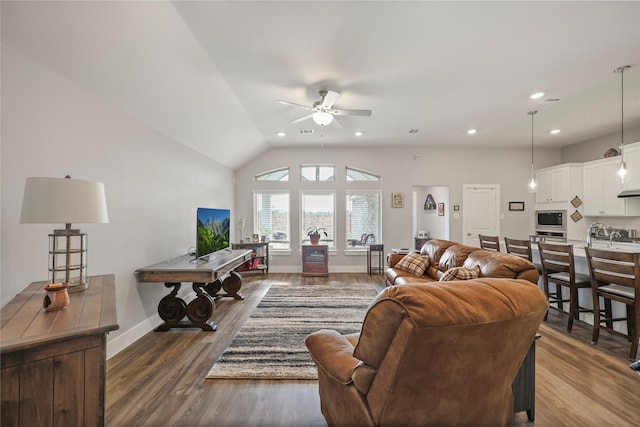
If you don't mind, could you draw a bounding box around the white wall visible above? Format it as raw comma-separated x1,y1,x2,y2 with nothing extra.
561,124,640,164
414,185,449,240
1,47,235,356
234,145,561,271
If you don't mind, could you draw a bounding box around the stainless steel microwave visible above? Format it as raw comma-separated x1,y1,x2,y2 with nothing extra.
535,210,566,231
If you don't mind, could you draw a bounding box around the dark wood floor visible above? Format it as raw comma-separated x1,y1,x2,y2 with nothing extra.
106,274,640,426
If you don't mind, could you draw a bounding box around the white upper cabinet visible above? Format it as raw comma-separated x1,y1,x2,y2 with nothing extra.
583,158,626,216
621,142,640,194
535,165,581,204
583,154,640,217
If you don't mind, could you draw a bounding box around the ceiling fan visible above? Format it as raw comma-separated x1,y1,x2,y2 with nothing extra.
277,90,372,128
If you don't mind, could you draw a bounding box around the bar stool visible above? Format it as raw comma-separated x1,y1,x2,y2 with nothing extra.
479,234,500,252
585,247,640,359
504,237,542,274
367,243,384,275
537,241,592,332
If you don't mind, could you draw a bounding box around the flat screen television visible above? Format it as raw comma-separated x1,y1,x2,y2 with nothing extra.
196,207,231,260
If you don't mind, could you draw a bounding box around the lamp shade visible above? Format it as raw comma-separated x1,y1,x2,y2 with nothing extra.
20,177,109,224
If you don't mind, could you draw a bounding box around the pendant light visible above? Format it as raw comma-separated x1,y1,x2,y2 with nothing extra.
615,65,631,183
528,110,538,193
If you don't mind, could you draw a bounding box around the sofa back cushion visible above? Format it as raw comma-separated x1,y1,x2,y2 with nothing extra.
463,250,538,282
438,244,479,273
419,239,457,264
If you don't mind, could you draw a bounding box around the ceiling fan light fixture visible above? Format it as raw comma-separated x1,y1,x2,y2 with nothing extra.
312,111,333,126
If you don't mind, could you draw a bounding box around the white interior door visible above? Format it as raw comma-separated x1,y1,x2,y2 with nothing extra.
462,185,500,246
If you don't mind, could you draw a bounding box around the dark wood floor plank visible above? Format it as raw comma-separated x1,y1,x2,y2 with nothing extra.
107,274,639,426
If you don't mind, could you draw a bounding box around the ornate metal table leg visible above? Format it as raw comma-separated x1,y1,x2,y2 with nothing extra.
156,282,187,331
222,271,244,300
203,278,223,298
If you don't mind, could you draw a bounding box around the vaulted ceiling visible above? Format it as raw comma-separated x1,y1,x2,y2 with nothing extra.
2,1,639,169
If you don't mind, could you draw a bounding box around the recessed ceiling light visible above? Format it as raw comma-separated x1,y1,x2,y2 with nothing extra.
467,129,477,135
530,92,545,99
354,131,363,137
550,129,561,134
277,131,286,137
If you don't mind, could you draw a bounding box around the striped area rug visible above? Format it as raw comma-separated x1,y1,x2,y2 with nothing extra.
206,279,379,379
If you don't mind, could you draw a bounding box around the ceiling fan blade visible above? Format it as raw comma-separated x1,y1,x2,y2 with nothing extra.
331,108,372,117
277,100,313,111
289,113,314,124
321,90,340,109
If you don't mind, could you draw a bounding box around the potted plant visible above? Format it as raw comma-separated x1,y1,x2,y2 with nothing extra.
306,226,328,245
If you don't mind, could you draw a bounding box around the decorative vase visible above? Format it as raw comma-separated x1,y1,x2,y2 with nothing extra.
309,234,320,245
43,282,70,311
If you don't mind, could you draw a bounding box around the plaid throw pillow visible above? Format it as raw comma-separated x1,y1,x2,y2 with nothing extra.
440,265,481,282
395,252,430,276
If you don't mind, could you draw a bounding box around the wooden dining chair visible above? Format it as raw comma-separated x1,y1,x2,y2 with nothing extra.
478,234,500,252
537,242,592,332
585,247,640,360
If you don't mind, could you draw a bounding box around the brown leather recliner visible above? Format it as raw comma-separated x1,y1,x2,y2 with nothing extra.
305,278,549,427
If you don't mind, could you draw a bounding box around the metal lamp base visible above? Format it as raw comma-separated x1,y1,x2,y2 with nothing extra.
49,226,88,291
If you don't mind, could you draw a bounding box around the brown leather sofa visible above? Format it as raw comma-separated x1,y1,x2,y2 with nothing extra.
306,278,548,427
386,239,539,286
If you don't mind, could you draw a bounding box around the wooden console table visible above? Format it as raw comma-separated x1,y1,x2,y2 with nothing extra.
136,249,251,331
1,274,118,427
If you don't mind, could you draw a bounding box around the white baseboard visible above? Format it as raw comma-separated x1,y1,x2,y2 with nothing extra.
106,290,196,359
106,314,162,359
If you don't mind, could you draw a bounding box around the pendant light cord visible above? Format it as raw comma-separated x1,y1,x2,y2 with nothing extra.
621,66,624,150
528,110,537,166
531,113,535,164
615,65,630,155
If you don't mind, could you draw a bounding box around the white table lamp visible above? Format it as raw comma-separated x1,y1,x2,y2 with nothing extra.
20,176,109,292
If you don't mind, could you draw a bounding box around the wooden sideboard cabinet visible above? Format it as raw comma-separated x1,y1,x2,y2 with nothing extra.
302,244,329,277
1,275,118,427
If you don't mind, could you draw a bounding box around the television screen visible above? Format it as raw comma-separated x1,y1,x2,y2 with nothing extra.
196,208,231,259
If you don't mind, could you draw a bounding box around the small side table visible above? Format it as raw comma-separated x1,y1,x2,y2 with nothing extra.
367,244,384,275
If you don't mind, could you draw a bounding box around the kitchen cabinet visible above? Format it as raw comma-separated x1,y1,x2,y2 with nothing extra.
621,141,640,194
583,157,640,217
535,164,582,205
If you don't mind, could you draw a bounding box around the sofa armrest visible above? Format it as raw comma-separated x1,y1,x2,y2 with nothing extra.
387,253,407,268
306,329,361,385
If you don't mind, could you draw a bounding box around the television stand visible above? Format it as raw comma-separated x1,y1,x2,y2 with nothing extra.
136,249,252,331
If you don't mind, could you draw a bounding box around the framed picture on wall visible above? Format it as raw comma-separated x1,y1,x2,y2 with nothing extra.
392,192,404,208
437,203,444,216
509,202,525,211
